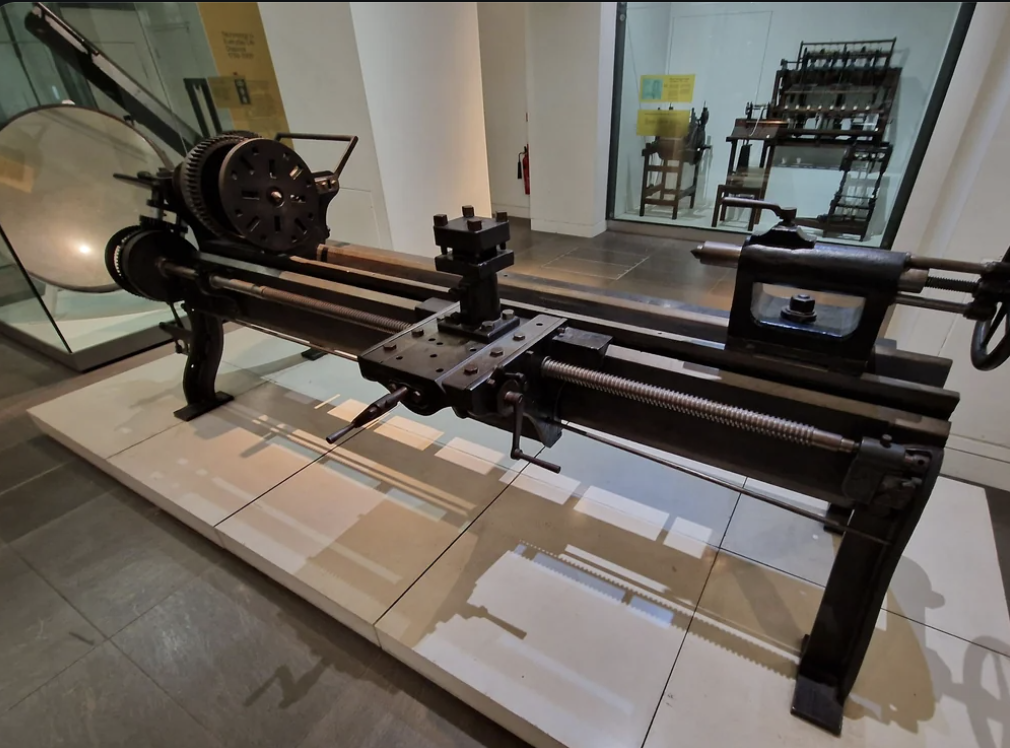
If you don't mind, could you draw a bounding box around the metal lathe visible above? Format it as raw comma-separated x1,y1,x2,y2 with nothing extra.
97,128,1010,735
22,2,1010,736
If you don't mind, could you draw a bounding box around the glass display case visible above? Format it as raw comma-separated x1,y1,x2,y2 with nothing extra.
609,2,972,248
0,104,178,369
0,1,271,369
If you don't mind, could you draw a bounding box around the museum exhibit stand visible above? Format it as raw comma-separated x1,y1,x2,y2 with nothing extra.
8,4,1010,748
613,4,968,248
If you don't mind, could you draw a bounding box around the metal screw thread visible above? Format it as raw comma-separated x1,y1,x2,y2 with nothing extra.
925,274,978,294
541,358,856,454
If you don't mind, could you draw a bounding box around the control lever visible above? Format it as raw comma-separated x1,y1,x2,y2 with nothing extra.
503,390,562,474
719,197,797,224
325,386,409,444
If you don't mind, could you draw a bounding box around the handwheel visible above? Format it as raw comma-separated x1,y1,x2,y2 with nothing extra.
970,245,1010,371
971,303,1010,371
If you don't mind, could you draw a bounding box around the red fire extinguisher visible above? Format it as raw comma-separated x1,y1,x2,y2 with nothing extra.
517,145,530,195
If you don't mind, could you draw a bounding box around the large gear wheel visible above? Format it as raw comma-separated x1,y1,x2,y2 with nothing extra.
178,133,252,239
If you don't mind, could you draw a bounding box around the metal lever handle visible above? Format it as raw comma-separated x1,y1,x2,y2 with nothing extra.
325,385,409,444
719,197,797,223
503,391,561,473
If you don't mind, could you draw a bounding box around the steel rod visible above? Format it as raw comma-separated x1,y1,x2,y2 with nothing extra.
894,293,971,314
233,322,358,362
907,255,989,274
560,422,888,545
162,263,408,333
541,358,858,454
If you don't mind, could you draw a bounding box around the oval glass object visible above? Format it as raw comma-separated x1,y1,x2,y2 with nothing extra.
0,105,169,292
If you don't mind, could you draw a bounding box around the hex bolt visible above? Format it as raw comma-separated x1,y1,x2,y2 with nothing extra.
383,342,397,351
557,326,567,334
433,214,448,227
502,309,515,320
490,347,504,358
513,333,526,341
467,219,483,232
462,205,475,218
411,329,424,337
464,364,479,375
481,320,494,330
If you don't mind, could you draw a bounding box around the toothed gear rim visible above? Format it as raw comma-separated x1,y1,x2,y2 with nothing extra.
179,133,252,238
217,137,325,254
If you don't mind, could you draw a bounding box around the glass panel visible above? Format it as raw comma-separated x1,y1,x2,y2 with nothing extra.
611,2,963,253
0,223,68,353
0,105,174,353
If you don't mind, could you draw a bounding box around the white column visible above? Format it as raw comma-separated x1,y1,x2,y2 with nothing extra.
260,2,490,256
259,2,393,250
351,2,491,256
526,2,616,237
477,2,530,219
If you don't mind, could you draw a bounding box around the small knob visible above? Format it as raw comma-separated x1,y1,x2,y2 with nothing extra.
433,214,448,227
791,294,815,314
462,205,475,218
495,211,509,222
780,293,818,323
467,219,483,232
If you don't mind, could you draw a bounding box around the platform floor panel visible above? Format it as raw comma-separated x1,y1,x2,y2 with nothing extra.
26,328,1010,748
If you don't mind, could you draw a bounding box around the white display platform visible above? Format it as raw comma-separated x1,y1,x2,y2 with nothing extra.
29,327,1010,748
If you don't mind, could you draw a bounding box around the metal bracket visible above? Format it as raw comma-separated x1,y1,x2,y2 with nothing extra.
842,435,929,510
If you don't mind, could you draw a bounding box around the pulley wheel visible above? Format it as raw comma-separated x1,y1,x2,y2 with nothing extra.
104,224,143,295
971,303,1010,371
116,228,190,303
217,138,325,254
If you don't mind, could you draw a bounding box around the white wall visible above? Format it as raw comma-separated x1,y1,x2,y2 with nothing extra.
351,2,490,256
880,4,1010,488
615,2,960,243
259,2,392,250
477,2,529,219
527,2,616,237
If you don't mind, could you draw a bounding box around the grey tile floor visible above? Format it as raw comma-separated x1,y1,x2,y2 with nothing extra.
0,223,1007,748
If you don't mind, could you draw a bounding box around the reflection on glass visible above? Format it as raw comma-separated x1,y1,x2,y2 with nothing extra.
0,223,67,352
612,3,963,248
0,105,174,352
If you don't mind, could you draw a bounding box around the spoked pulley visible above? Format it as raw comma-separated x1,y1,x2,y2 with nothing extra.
176,133,325,254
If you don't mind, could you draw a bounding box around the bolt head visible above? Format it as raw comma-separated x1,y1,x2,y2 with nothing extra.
383,342,397,351
411,328,424,337
481,320,494,330
490,347,504,358
464,364,478,375
502,309,515,320
513,333,526,341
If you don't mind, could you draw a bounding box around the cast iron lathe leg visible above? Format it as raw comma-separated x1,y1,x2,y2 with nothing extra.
791,447,943,734
174,309,233,421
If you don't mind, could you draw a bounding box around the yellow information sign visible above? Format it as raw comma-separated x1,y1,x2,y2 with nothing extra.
639,74,695,103
636,109,690,138
197,3,290,138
